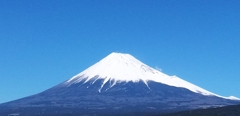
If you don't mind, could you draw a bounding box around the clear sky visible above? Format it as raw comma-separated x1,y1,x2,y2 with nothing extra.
1,0,240,103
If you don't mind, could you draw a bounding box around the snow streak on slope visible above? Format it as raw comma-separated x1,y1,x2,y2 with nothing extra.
64,52,238,100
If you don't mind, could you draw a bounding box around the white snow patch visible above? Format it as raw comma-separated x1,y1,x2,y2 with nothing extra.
224,96,240,100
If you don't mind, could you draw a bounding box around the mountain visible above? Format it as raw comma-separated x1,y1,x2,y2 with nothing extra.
0,52,239,116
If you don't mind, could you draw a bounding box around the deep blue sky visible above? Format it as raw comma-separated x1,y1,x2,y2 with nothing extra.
1,0,240,103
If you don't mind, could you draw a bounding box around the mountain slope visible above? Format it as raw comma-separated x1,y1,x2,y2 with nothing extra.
0,52,239,115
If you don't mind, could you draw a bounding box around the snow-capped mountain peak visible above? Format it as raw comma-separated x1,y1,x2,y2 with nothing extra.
64,52,219,96
69,52,156,82
61,52,239,100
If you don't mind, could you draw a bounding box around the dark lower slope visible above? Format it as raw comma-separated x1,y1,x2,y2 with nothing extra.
1,105,240,116
0,107,159,116
161,104,240,116
0,78,239,115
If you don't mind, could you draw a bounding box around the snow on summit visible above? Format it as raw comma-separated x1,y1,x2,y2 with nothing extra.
65,52,236,99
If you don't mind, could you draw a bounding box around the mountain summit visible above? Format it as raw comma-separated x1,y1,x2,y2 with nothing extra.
66,52,214,95
0,52,239,115
64,52,234,98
